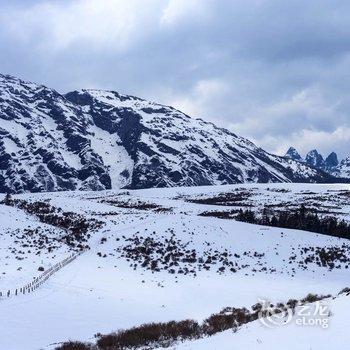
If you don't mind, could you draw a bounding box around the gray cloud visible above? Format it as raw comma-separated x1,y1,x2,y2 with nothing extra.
0,0,350,159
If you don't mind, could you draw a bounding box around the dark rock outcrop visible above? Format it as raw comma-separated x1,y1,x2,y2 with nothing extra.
0,74,344,193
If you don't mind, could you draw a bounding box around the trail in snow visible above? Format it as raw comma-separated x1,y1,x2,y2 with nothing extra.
0,183,349,349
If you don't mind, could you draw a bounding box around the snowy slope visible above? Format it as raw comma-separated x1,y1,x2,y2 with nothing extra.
67,89,336,189
0,183,349,349
0,204,73,288
337,157,350,178
0,73,338,194
160,293,350,350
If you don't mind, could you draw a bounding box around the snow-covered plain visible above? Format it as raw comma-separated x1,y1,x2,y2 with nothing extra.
0,183,350,350
159,293,350,350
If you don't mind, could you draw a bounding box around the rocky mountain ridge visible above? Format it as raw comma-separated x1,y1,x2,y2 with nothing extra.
0,73,344,193
285,147,350,178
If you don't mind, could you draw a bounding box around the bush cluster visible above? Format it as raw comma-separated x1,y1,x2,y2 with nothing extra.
1,196,103,249
55,290,334,350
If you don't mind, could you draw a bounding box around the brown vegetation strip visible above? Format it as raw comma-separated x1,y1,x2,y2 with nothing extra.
55,291,339,350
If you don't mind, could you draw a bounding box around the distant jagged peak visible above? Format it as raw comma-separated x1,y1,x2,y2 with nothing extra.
285,147,303,161
325,151,339,168
306,149,325,168
285,147,343,171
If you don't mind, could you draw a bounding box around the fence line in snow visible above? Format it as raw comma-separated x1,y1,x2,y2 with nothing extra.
0,250,84,299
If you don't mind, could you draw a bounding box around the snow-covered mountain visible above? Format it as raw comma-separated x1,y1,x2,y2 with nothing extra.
285,147,303,161
336,157,350,178
0,74,338,193
1,183,350,349
284,147,349,178
325,151,339,168
305,149,325,168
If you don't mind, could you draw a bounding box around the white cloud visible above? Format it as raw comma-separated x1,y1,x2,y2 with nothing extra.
162,78,230,119
1,0,164,52
1,1,350,159
229,87,342,137
160,0,210,26
256,126,350,160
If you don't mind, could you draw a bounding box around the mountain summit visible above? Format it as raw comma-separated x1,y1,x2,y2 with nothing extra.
306,149,325,168
285,147,303,161
325,152,339,168
0,74,341,193
284,147,348,178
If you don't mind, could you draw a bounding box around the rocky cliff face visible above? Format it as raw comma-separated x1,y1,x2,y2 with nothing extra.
0,74,339,193
284,147,348,178
306,150,325,168
285,147,303,161
325,152,339,169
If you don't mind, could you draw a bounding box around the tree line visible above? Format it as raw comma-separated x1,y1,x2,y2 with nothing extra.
235,205,350,240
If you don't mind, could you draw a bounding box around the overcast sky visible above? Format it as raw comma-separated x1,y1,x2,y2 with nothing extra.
1,0,350,159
